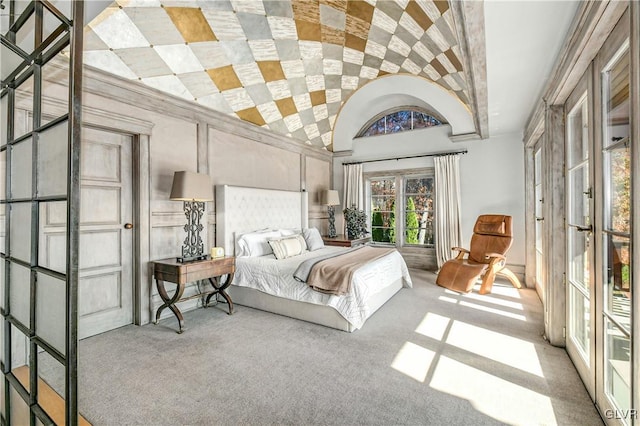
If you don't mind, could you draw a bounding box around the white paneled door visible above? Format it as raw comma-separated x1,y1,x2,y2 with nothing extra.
39,127,134,339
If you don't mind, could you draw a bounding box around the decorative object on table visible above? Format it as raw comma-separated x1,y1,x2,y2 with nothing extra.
343,205,367,239
210,247,225,258
321,189,340,238
170,171,214,262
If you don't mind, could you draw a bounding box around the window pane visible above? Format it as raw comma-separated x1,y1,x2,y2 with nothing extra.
603,50,629,150
604,144,630,234
567,96,589,167
1,93,7,147
9,263,31,327
36,273,66,354
10,202,31,263
10,139,32,200
370,178,395,243
404,177,434,246
605,318,630,415
568,165,589,226
569,286,590,362
37,120,68,198
604,234,630,333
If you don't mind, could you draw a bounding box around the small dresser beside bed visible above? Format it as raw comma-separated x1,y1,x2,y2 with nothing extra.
215,185,412,332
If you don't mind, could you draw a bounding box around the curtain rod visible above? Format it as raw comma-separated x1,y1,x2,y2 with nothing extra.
342,149,468,165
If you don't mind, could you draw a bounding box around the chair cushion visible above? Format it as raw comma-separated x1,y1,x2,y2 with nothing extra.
469,233,512,264
436,259,488,293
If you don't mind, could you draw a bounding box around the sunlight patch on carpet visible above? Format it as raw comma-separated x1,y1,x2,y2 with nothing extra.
391,342,435,383
446,321,544,377
415,313,451,341
430,356,556,425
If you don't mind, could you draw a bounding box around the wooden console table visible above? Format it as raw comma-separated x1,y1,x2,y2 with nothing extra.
152,256,235,333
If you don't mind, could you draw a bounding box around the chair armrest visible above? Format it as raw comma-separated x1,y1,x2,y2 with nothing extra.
451,247,469,260
485,252,506,261
451,247,470,254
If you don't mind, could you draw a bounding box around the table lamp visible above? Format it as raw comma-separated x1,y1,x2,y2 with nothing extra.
170,171,213,262
321,189,340,238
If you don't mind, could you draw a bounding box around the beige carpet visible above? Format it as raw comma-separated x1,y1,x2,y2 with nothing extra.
63,269,601,425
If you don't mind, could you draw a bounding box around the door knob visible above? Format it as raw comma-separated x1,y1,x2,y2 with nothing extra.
124,223,133,229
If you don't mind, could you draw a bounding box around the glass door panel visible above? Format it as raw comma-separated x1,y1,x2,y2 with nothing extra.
534,146,544,296
566,89,594,389
601,44,631,420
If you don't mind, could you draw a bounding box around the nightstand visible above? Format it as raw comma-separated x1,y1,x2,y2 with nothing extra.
152,256,235,333
322,234,371,247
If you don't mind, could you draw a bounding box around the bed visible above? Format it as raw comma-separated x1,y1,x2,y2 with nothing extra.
215,185,412,332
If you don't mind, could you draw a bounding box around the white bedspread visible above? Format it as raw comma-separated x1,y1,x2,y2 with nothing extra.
233,247,412,329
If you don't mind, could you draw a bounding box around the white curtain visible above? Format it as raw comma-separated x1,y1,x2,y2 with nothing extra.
342,163,363,210
434,154,462,268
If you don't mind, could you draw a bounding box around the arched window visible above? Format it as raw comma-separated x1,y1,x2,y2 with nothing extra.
356,108,446,138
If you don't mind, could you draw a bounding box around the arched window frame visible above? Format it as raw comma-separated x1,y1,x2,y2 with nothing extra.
355,106,447,138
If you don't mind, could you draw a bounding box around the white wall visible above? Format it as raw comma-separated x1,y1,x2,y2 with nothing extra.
333,126,525,269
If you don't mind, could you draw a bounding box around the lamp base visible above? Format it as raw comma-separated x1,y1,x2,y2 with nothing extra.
327,205,337,238
176,254,208,263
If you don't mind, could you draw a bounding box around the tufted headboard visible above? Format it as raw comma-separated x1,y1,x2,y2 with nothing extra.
215,185,309,256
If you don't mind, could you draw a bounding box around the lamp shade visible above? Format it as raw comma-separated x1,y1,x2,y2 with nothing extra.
169,171,213,201
321,189,340,206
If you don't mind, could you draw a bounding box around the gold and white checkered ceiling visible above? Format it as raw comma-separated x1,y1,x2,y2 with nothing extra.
85,0,469,149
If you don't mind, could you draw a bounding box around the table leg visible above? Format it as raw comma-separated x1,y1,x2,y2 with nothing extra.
205,273,235,315
155,279,186,333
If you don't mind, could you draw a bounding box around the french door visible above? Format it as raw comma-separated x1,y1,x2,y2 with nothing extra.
596,24,632,422
565,71,596,399
564,10,635,424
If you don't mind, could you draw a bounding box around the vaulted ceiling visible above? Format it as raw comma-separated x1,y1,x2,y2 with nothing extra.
84,0,471,149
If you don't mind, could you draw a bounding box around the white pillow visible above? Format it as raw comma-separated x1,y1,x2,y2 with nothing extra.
236,230,281,257
268,234,307,260
302,228,324,251
279,228,300,237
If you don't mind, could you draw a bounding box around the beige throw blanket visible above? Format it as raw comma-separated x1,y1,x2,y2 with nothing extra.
307,246,396,295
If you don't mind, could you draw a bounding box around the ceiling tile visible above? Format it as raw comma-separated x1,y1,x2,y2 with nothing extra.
344,33,367,52
371,8,397,34
266,80,292,100
346,1,375,23
426,23,451,52
359,65,378,80
178,71,219,98
298,41,323,59
164,7,217,43
256,101,282,123
263,1,294,18
343,47,364,65
287,77,310,95
236,106,266,126
189,41,231,69
293,93,312,111
398,11,425,40
231,0,266,14
197,92,234,114
367,25,393,47
306,75,325,91
114,47,173,78
90,8,150,49
222,87,255,110
304,123,320,139
244,83,273,105
412,40,435,63
429,57,447,77
268,16,299,40
276,97,297,116
303,57,324,75
249,40,279,61
237,12,273,40
207,65,242,91
319,4,346,30
325,88,341,103
154,44,204,74
405,0,432,31
141,75,192,99
401,58,421,74
345,15,370,40
309,90,326,106
295,20,322,41
342,61,362,76
233,62,265,86
284,113,303,132
292,0,321,22
83,27,109,51
257,61,286,82
202,10,245,40
84,50,138,80
281,60,306,79
341,75,359,90
274,40,301,61
364,39,386,59
375,0,403,20
380,59,400,74
388,35,411,56
219,40,255,64
323,59,343,75
321,26,345,45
